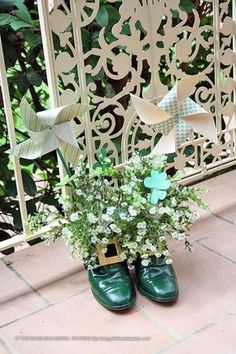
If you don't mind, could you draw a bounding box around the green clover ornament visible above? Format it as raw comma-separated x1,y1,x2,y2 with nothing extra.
144,170,171,204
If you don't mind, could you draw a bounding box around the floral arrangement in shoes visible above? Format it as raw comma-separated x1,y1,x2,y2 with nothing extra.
28,150,209,270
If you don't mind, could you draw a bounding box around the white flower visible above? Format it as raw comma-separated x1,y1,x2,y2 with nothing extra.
137,221,146,229
137,228,146,236
129,154,141,164
96,225,104,233
110,223,122,234
103,178,109,185
91,236,98,244
163,207,172,215
120,252,127,260
101,237,109,244
87,195,93,202
104,157,111,164
76,189,83,196
171,197,177,207
101,214,111,222
163,249,170,256
106,207,116,215
70,212,79,222
62,227,72,238
149,206,157,215
136,235,142,242
75,166,82,176
166,258,173,264
58,196,71,211
128,264,135,270
128,206,138,216
155,252,162,258
87,213,98,224
141,259,150,266
148,245,156,252
119,212,127,220
159,236,166,241
121,185,132,194
104,227,112,235
171,231,185,240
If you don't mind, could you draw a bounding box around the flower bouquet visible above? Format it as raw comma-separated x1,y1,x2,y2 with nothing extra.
28,151,209,270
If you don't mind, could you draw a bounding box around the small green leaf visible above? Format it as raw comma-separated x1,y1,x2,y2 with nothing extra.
5,180,17,197
105,83,116,98
0,14,15,26
81,28,91,50
171,10,180,18
0,0,19,11
95,4,109,27
22,170,37,196
0,185,5,197
15,2,32,23
27,71,42,87
2,43,18,68
23,29,41,48
179,0,196,13
17,73,30,95
13,210,22,230
26,199,37,215
10,20,31,31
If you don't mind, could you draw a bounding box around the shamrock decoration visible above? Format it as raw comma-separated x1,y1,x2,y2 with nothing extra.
131,74,218,154
144,170,171,204
8,98,88,167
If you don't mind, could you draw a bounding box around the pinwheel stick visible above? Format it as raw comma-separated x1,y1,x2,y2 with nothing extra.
56,148,76,189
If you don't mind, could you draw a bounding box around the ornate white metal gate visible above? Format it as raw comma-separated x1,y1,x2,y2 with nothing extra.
38,0,236,180
0,0,235,251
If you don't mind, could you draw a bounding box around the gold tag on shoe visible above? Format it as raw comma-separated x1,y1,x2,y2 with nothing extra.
96,238,123,266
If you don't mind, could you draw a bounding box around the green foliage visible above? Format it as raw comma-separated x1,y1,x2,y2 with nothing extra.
0,0,59,253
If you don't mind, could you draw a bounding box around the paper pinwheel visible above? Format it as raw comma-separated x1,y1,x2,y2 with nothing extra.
131,74,218,154
9,98,87,167
144,170,171,204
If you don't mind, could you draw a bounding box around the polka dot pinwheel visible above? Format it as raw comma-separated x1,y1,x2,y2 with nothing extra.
131,74,218,154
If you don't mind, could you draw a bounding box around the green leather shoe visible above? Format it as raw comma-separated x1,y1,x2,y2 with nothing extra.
135,256,178,302
88,262,135,311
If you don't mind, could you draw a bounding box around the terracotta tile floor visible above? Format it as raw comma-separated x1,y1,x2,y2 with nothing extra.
0,169,236,354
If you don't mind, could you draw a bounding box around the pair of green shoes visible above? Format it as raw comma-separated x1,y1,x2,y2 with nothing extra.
88,255,178,311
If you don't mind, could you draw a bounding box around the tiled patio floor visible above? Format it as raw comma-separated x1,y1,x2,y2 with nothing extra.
1,170,236,354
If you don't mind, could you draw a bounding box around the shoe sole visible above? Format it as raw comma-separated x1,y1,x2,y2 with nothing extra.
137,284,178,303
91,289,136,311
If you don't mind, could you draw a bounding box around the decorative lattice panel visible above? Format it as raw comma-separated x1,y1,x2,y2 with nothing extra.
38,0,236,182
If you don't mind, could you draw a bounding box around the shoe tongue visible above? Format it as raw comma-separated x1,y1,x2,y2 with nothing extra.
103,262,125,272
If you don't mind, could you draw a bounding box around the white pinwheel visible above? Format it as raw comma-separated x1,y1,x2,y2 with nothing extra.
9,98,88,166
131,74,218,154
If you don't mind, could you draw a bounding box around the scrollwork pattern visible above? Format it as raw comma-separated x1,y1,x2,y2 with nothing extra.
45,0,235,180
